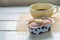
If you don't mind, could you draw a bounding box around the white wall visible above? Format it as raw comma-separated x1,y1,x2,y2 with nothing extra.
0,0,59,6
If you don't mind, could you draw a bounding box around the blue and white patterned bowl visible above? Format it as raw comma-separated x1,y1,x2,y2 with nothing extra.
28,24,52,34
26,18,54,35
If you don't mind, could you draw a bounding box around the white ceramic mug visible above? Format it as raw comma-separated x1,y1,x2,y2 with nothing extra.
30,3,58,18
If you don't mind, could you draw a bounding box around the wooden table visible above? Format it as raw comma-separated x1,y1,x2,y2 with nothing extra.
16,12,60,32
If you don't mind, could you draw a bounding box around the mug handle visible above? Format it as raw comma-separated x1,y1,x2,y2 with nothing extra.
53,5,58,14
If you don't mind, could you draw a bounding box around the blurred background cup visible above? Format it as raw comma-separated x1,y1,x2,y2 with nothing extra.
30,3,58,18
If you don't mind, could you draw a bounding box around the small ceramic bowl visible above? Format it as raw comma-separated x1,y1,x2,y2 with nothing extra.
26,18,54,35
